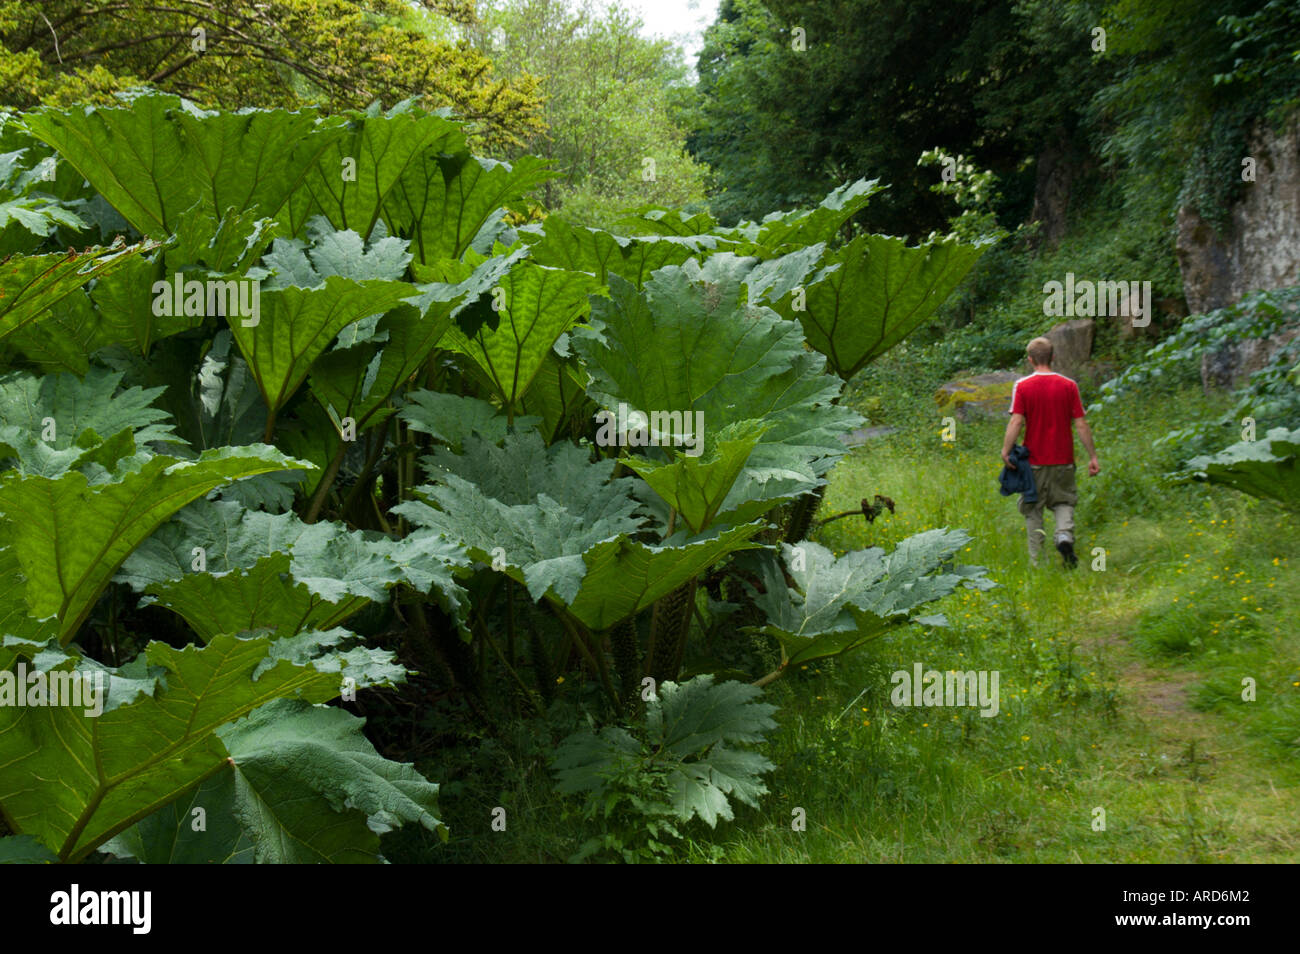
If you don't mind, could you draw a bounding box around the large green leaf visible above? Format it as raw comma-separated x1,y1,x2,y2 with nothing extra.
393,428,754,623
289,520,469,612
138,552,365,641
288,100,466,241
616,236,719,289
624,420,769,534
100,692,441,866
258,217,412,295
253,627,408,690
1181,426,1300,507
418,429,626,507
101,770,255,864
0,367,180,477
118,499,469,640
566,523,765,631
13,244,219,372
522,216,704,287
101,678,431,866
0,241,159,344
741,242,827,305
440,261,602,412
0,834,60,863
615,207,720,237
118,501,363,640
521,217,624,280
580,260,766,415
0,633,344,861
553,674,776,828
0,545,56,641
650,676,776,825
751,531,993,665
85,252,180,355
396,473,644,606
31,243,215,367
769,232,987,379
226,276,414,416
309,282,479,434
574,256,862,517
165,206,282,277
0,444,310,643
389,151,554,264
1,287,100,374
405,453,763,631
725,177,885,251
173,104,342,232
23,96,187,236
213,699,444,862
24,94,342,237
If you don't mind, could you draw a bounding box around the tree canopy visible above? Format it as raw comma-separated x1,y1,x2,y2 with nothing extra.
0,0,544,149
686,0,1298,237
469,0,710,226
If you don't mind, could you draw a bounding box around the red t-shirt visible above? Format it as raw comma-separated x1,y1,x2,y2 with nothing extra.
1009,372,1085,466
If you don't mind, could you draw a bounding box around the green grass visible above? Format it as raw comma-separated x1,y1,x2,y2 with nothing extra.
689,392,1300,863
386,377,1299,864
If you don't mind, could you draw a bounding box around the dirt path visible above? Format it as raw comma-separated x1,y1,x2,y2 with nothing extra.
1084,628,1298,862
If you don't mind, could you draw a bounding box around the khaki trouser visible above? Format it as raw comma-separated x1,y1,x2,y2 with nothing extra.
1018,464,1078,561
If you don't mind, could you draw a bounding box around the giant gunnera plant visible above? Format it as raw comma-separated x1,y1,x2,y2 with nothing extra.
0,95,990,862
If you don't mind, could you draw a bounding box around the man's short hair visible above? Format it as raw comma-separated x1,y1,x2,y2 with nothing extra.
1027,337,1053,366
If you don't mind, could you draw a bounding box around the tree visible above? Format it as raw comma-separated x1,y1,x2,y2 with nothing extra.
686,0,1105,235
469,0,710,227
1089,0,1298,232
0,0,543,150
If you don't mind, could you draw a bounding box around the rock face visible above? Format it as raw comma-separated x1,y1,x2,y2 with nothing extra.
935,371,1020,421
1201,327,1300,391
1175,115,1300,388
1229,118,1300,303
1177,118,1300,314
1044,318,1094,380
1080,359,1121,390
1176,207,1236,315
1030,138,1076,251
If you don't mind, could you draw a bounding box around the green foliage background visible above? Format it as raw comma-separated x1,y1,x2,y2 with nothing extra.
1,0,1297,866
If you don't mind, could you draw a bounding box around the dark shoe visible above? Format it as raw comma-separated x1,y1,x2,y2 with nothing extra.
1056,539,1078,569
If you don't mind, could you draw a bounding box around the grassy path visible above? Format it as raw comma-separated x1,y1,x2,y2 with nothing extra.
707,409,1299,863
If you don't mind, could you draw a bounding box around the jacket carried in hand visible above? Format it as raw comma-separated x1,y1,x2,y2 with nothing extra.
999,444,1037,503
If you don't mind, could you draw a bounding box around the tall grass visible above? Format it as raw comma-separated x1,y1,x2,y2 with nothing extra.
700,391,1299,863
386,380,1299,863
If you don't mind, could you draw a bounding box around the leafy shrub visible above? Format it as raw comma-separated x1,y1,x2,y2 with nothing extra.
1094,285,1300,420
1094,285,1300,507
552,675,777,863
0,93,988,863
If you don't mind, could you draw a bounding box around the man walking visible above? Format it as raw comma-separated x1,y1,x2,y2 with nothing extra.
1000,337,1100,567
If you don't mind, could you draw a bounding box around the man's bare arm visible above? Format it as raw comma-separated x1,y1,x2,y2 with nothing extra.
1001,413,1025,466
1074,417,1100,475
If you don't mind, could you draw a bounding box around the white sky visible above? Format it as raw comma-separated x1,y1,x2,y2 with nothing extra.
621,0,721,62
